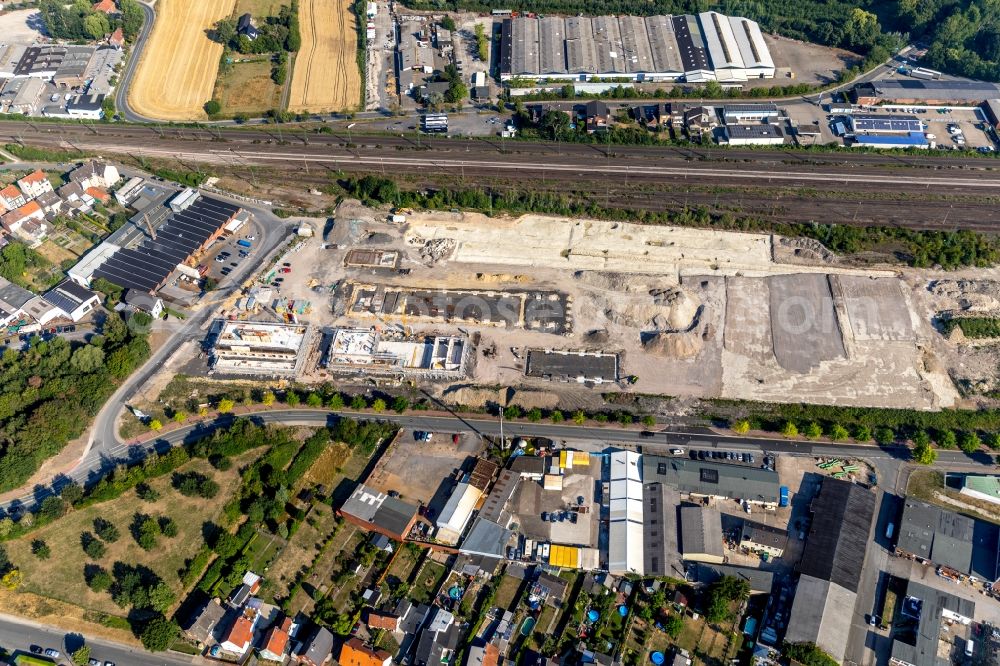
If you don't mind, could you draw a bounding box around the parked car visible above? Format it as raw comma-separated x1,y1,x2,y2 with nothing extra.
44,649,61,659
541,511,550,521
29,646,43,655
280,267,291,274
221,267,232,276
670,448,684,455
89,658,101,666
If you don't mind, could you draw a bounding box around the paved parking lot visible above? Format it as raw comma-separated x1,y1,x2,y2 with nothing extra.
204,216,265,284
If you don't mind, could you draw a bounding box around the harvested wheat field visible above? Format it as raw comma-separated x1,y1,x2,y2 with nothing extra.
129,0,236,120
288,0,361,113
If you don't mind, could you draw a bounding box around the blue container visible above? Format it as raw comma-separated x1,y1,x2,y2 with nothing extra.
651,652,665,665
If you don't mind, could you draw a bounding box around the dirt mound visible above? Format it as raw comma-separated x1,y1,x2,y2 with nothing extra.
774,236,836,264
441,385,559,410
409,237,457,264
476,273,532,284
929,279,1000,314
508,390,561,410
573,271,673,293
649,288,699,331
584,328,610,344
642,331,703,359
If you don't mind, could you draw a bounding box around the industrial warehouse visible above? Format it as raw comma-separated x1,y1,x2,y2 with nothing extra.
499,11,774,82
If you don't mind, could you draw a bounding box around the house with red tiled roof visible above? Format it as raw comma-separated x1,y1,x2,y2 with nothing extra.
0,184,25,211
93,0,118,15
259,617,292,662
16,170,52,200
1,200,43,234
365,609,400,632
108,27,125,48
220,608,258,656
338,638,392,666
85,186,110,204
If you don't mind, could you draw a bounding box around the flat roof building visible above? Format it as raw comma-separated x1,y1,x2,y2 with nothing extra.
642,455,780,506
852,79,1000,105
436,482,482,544
643,482,682,578
889,580,975,666
722,123,784,145
798,478,876,593
326,327,467,377
500,11,772,82
721,103,778,123
686,562,774,594
210,320,310,377
740,520,788,558
852,132,930,149
895,499,999,581
609,450,644,575
785,574,856,663
953,473,1000,506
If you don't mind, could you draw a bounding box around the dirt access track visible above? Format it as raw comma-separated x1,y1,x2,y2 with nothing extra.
129,0,236,120
288,0,361,113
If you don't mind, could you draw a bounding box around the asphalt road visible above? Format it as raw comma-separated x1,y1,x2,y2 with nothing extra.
113,1,157,124
0,613,194,666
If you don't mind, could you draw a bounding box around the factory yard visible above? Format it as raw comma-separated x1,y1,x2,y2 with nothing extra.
165,200,999,413
288,0,361,112
129,0,236,119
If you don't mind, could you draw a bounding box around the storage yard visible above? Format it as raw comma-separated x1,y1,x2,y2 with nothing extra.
129,0,236,119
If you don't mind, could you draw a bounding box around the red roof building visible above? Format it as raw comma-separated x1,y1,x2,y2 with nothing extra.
93,0,117,14
365,609,400,632
109,27,125,48
338,638,392,666
85,186,110,204
260,617,292,661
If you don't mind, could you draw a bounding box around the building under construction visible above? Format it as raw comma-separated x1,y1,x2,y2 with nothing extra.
211,320,311,377
324,327,468,378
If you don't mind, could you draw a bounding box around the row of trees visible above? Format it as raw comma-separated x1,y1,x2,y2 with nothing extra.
0,310,152,492
39,0,144,41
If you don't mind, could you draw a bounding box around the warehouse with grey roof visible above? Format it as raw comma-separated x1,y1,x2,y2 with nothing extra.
500,11,773,82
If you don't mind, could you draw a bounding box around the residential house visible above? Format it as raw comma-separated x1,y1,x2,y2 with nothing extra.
683,106,718,141
238,13,259,40
220,607,259,656
43,278,100,322
229,571,262,608
57,181,85,201
93,0,118,15
34,191,62,218
585,100,610,134
1,200,44,234
415,608,459,666
85,186,111,204
182,598,227,645
371,533,394,552
69,161,120,190
366,609,400,632
108,27,125,49
123,289,164,318
13,218,50,247
17,170,52,200
259,616,293,662
339,637,392,666
466,640,501,666
0,184,26,211
295,626,334,666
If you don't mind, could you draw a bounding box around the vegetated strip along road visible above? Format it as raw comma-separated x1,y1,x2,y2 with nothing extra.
3,407,988,514
0,612,196,666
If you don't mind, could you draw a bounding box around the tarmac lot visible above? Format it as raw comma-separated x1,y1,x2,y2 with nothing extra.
513,468,598,547
366,429,483,507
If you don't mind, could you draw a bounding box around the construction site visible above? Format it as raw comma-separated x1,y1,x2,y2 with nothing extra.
209,320,312,377
169,199,1000,412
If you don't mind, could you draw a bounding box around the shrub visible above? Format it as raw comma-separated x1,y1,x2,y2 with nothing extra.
874,427,895,445
31,539,50,559
173,471,219,498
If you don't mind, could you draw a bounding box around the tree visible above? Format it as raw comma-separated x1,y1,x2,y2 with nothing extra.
642,415,656,428
70,345,105,373
173,411,187,424
663,613,683,638
960,431,982,453
120,0,145,39
212,17,237,46
149,581,175,612
71,646,91,666
351,395,367,410
1,568,21,590
874,427,895,446
83,12,110,39
0,517,13,537
731,419,750,434
140,616,178,652
61,481,84,504
392,396,409,413
780,421,799,438
828,424,850,441
285,391,300,407
527,408,542,422
149,419,162,431
86,566,111,592
440,16,456,30
328,393,345,409
853,425,872,442
82,533,107,559
307,392,323,408
262,391,276,406
805,422,823,439
217,398,235,414
31,539,50,559
937,429,958,449
572,410,586,425
94,518,120,543
372,398,386,413
986,432,1000,450
913,439,937,465
551,410,564,423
